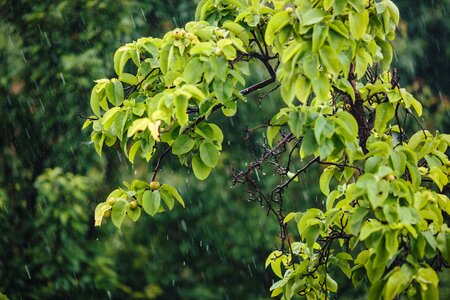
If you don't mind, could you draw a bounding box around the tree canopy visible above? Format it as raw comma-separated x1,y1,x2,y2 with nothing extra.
86,0,450,299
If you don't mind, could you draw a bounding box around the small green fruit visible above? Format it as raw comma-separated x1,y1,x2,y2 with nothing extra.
150,181,160,190
285,7,294,14
186,33,196,41
173,29,185,39
107,197,116,206
129,200,138,210
386,174,396,181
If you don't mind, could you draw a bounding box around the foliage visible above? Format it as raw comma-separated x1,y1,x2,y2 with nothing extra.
0,0,196,298
32,168,119,296
395,0,450,96
87,0,450,299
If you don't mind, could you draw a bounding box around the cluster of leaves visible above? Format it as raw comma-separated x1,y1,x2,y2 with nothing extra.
94,180,185,228
0,0,197,298
32,168,119,296
87,0,450,299
86,19,253,222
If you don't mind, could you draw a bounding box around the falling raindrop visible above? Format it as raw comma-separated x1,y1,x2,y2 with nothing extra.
25,128,31,140
59,73,66,85
8,34,14,48
20,49,27,62
44,32,51,47
24,265,31,279
141,8,147,22
255,168,260,181
247,264,253,277
130,14,136,28
181,219,187,232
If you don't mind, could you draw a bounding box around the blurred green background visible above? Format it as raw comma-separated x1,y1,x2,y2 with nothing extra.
0,0,449,299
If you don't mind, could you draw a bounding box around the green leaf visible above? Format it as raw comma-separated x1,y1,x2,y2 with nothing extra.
142,190,161,216
368,279,385,300
192,154,212,180
270,257,283,278
160,189,175,210
302,8,326,26
90,88,102,117
374,102,395,133
111,199,128,229
305,223,321,247
92,131,105,156
210,56,228,82
314,115,335,143
319,45,340,76
119,72,139,85
283,212,298,224
300,130,318,158
82,118,93,130
128,140,142,163
429,166,448,191
386,0,400,25
175,93,189,126
334,111,358,142
208,123,224,143
183,57,203,84
384,266,413,300
295,76,311,104
423,230,438,250
351,206,370,235
319,167,334,196
102,107,121,130
127,118,150,137
105,79,124,106
324,0,335,11
349,10,369,39
356,174,380,207
312,25,328,54
360,220,384,240
329,20,349,38
376,38,393,72
126,206,141,222
199,141,219,168
114,47,131,75
298,209,322,238
288,111,305,138
326,274,338,293
303,54,320,80
265,11,291,45
390,151,406,177
172,135,195,155
160,184,185,207
312,74,330,102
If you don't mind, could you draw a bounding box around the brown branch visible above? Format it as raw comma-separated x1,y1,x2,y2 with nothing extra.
348,63,371,152
151,146,172,181
318,160,364,175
